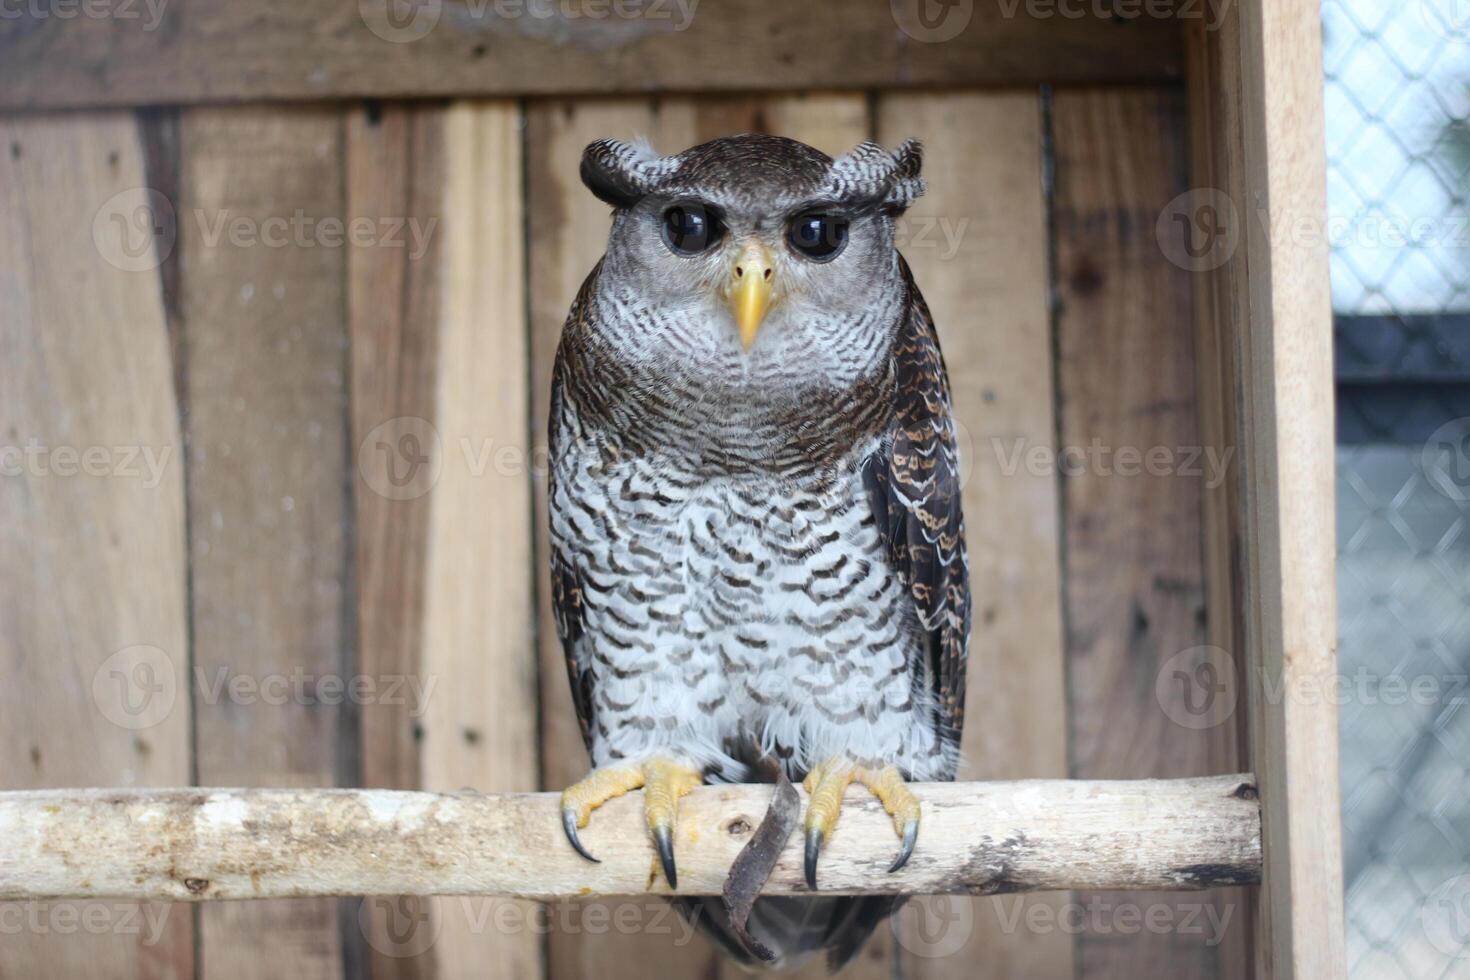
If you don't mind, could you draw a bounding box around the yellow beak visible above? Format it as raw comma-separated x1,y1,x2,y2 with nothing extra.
727,241,775,351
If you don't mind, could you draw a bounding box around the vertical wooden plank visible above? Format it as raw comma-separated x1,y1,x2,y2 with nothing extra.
1186,21,1256,980
1221,1,1344,975
417,100,542,980
346,101,445,980
180,106,351,980
527,96,724,980
878,91,1075,980
0,112,194,980
1052,89,1246,978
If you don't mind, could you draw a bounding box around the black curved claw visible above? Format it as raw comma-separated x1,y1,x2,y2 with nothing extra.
888,820,918,874
804,827,824,890
562,808,600,863
653,824,678,889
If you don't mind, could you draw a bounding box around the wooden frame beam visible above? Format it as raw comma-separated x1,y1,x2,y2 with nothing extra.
1,776,1260,901
0,0,1184,111
1187,0,1346,976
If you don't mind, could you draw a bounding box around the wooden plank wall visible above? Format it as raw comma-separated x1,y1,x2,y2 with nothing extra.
1,84,1247,980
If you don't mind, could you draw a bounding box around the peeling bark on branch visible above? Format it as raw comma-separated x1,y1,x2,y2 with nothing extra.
0,775,1260,901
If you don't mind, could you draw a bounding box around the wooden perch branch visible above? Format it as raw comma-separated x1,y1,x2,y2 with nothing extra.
0,775,1260,901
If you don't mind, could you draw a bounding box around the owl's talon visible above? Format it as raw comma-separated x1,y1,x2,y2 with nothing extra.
804,827,824,889
802,759,922,887
562,807,600,863
640,758,701,890
802,761,854,891
888,818,918,874
652,823,678,889
559,758,700,888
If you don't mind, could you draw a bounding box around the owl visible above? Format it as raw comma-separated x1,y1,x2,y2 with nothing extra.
549,133,969,970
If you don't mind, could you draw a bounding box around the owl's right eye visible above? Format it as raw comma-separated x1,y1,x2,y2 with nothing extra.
660,204,723,256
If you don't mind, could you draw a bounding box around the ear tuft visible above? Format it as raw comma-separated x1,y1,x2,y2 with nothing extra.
580,137,677,209
823,139,926,213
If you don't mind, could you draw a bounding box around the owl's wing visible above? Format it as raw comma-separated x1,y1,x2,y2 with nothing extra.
550,536,594,754
862,258,970,768
549,270,599,756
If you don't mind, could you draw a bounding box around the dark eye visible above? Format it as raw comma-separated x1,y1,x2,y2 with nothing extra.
788,212,849,261
661,204,723,256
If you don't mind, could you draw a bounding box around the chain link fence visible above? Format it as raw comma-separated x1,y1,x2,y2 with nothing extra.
1325,1,1470,976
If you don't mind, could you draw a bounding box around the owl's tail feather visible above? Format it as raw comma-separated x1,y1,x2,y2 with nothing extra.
672,766,897,971
674,895,899,973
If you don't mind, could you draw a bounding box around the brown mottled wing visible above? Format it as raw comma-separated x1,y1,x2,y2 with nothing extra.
862,258,970,770
548,266,599,755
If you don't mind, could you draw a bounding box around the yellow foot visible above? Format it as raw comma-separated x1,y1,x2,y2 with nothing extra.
560,758,702,889
802,760,920,889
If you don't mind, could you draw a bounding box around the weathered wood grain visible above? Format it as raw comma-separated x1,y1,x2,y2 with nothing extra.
0,110,194,980
0,777,1263,900
346,101,446,980
878,90,1075,980
417,100,542,980
1204,2,1344,976
1185,21,1255,980
1052,88,1248,979
0,1,1184,111
179,106,352,980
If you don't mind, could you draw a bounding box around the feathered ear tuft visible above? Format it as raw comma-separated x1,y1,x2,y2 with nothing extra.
823,139,926,213
580,137,678,209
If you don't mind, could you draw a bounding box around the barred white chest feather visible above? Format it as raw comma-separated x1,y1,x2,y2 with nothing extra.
550,424,951,783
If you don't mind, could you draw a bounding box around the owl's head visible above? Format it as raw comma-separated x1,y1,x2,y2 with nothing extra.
579,133,924,391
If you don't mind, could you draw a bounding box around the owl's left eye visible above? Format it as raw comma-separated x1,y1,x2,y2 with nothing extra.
661,204,723,256
788,212,850,262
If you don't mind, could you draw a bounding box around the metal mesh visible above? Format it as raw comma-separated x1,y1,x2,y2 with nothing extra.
1325,1,1470,976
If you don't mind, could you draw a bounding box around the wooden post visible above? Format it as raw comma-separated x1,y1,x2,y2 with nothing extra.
1188,1,1346,976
